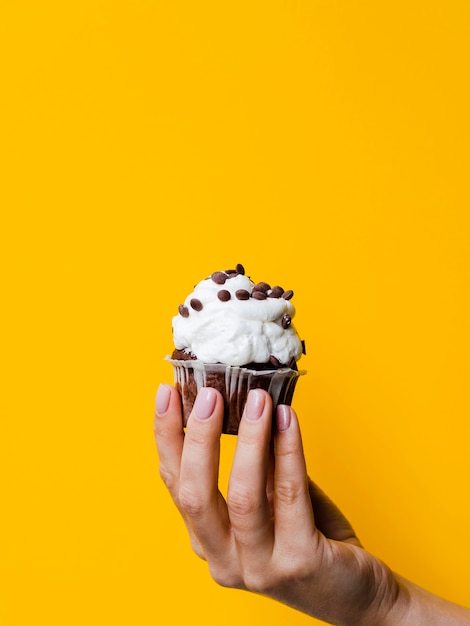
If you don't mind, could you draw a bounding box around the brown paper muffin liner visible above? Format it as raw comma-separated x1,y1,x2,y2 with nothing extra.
166,358,305,435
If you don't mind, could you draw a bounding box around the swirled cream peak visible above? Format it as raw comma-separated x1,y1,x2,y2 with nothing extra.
172,265,305,367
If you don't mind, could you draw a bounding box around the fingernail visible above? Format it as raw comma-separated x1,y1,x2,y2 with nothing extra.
156,384,172,415
276,405,291,431
245,389,265,421
193,387,217,420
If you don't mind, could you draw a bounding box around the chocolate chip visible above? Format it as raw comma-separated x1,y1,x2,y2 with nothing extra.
217,289,231,301
225,268,237,276
301,340,306,355
282,314,291,328
288,357,297,369
178,304,189,318
254,282,270,292
211,271,227,285
235,263,245,275
269,355,282,368
282,289,294,300
268,286,284,298
252,290,267,300
190,298,203,311
235,289,250,300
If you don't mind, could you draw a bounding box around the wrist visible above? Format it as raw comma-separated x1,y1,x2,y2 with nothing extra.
343,560,411,626
376,574,470,625
328,551,410,626
321,549,409,626
373,574,411,625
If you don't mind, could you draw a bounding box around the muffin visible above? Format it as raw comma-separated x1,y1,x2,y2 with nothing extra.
168,264,306,434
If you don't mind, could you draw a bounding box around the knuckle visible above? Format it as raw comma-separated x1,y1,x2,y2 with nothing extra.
245,560,310,594
275,533,326,581
237,429,267,450
243,570,274,594
184,425,210,448
209,565,243,589
275,478,305,506
278,556,312,582
227,486,259,519
159,464,177,492
274,439,298,461
178,485,208,517
185,427,207,446
189,536,206,561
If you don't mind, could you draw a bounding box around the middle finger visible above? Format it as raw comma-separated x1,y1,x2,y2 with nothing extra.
228,389,274,561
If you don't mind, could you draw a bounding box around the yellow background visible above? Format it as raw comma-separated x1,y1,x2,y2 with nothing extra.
1,1,469,624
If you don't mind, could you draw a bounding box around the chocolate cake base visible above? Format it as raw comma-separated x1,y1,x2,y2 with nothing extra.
167,358,304,435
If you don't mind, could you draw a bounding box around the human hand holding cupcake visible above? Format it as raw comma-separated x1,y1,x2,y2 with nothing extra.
156,269,470,624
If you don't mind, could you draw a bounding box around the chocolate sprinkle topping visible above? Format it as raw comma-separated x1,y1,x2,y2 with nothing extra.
282,314,292,329
235,289,250,300
268,287,284,298
268,286,284,298
217,289,231,302
254,282,270,292
211,271,227,285
177,266,304,370
190,298,203,311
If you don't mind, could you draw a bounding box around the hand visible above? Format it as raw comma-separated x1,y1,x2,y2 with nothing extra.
154,385,402,625
154,385,470,625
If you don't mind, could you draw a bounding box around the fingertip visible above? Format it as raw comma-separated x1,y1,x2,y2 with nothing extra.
244,388,267,421
193,387,218,420
154,384,184,453
186,387,225,428
236,390,273,446
276,404,292,432
156,383,173,416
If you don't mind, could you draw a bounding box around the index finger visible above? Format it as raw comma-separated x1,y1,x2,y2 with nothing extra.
154,383,185,497
154,384,209,559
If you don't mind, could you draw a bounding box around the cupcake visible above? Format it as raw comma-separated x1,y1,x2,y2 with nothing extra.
168,264,306,434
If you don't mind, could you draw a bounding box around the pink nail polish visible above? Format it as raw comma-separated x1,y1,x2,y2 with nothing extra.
156,384,172,415
276,405,291,431
245,389,265,421
193,387,217,420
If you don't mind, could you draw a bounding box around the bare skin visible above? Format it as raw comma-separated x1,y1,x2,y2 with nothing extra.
154,385,470,626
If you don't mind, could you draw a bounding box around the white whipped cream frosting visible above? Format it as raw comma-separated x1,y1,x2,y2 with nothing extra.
172,272,303,366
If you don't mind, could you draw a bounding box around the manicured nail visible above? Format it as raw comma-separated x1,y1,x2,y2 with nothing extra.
193,387,217,420
156,384,172,415
245,389,265,421
276,405,291,432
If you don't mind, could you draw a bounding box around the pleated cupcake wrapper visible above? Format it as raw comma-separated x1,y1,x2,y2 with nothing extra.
166,357,305,435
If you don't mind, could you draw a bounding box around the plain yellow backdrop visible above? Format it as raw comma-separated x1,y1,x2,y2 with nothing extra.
1,1,469,624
